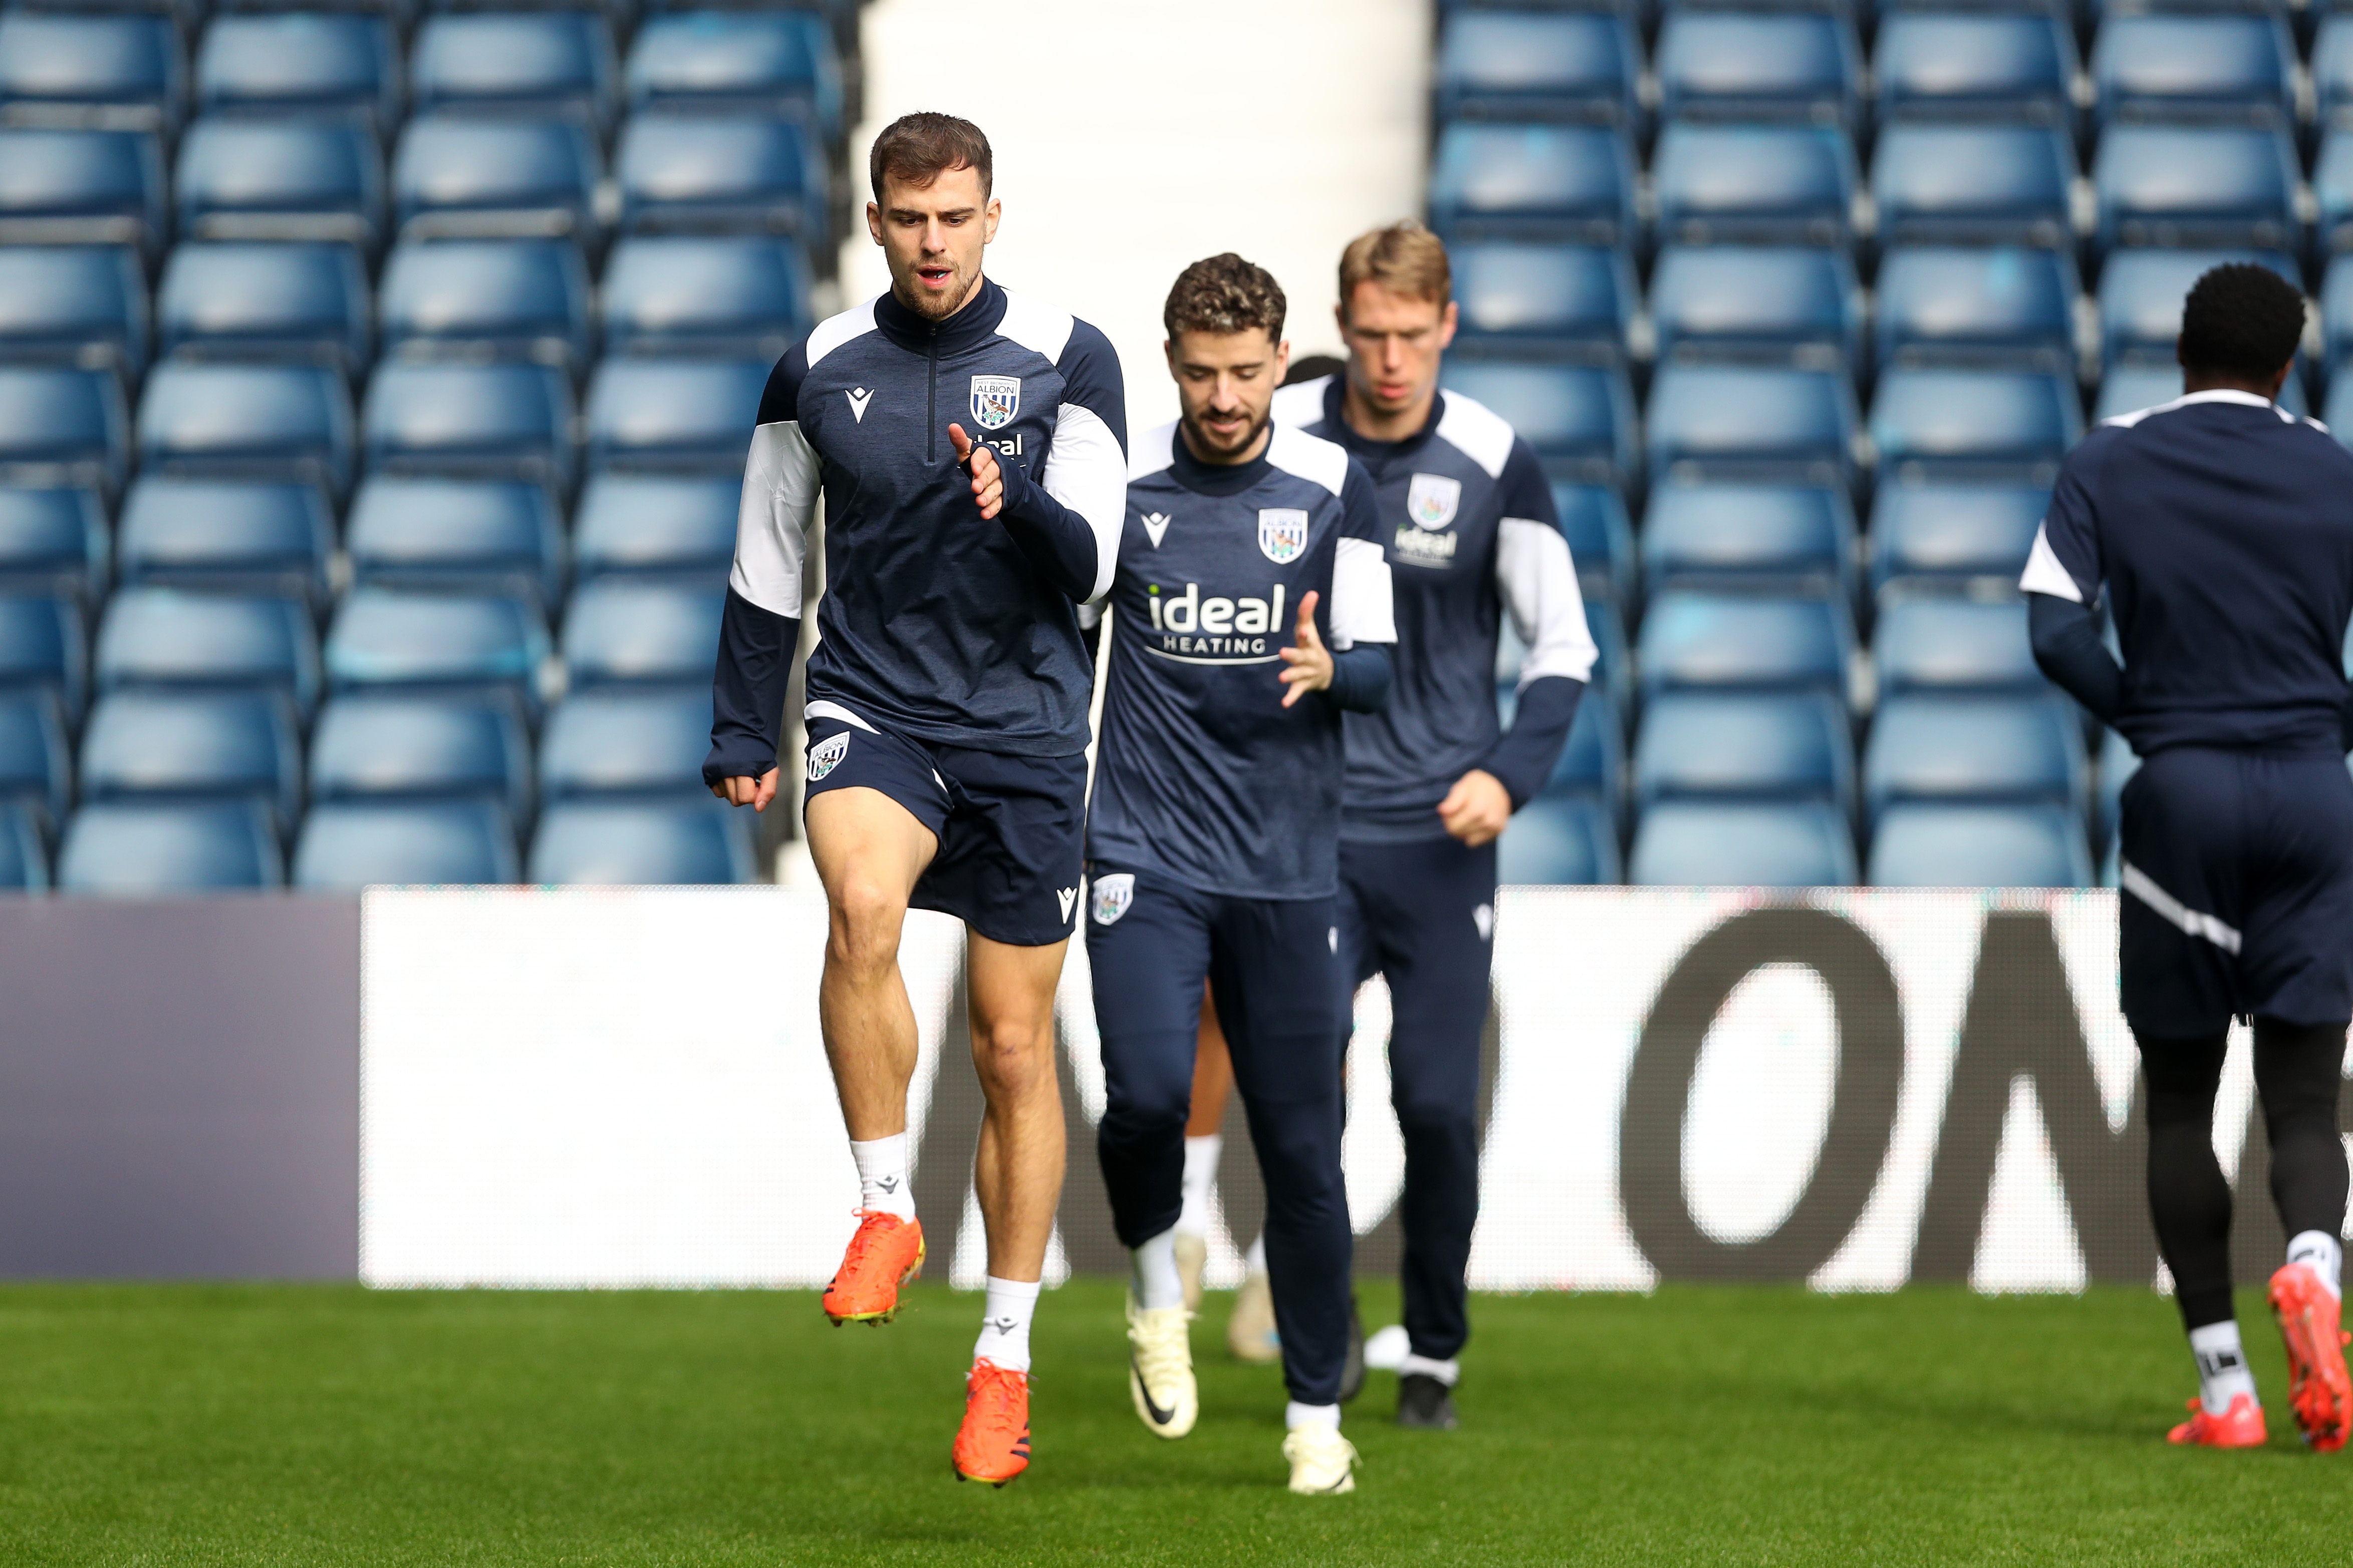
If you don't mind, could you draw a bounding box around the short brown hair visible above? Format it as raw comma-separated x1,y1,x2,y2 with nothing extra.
1163,253,1286,342
869,112,992,203
1338,221,1451,316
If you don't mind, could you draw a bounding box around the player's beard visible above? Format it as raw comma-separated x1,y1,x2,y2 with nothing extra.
896,258,981,323
1180,405,1270,465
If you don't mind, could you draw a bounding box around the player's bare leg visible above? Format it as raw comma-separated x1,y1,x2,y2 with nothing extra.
807,786,937,1325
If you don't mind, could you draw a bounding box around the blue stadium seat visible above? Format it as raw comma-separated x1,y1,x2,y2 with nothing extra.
1539,684,1624,811
1635,691,1854,822
1869,369,2080,478
2319,19,2353,137
194,14,401,134
2308,133,2353,258
2099,363,2309,422
1434,362,1636,486
1433,11,1642,128
0,592,86,722
625,11,843,134
1641,483,1856,602
572,472,737,584
0,365,128,496
2100,248,2301,372
1447,242,1634,362
1651,123,1857,247
176,119,384,252
1495,795,1620,884
138,362,355,497
1869,802,2090,886
528,798,753,884
95,587,319,715
1869,481,2048,597
391,116,600,245
2095,126,2301,260
0,800,44,891
2092,16,2293,131
361,362,574,493
155,241,372,376
2324,254,2353,380
1874,246,2078,375
1656,14,1860,127
1426,123,1636,245
540,688,707,800
0,690,71,835
1872,590,2041,696
324,588,550,716
1648,246,1859,369
0,12,184,136
78,689,302,827
57,800,283,892
411,12,618,131
1872,13,2075,131
310,695,532,825
0,128,167,259
1498,598,1631,717
378,239,591,375
1644,365,1858,489
1636,589,1854,702
1551,481,1636,607
0,245,147,376
615,115,826,241
0,484,107,602
346,477,564,606
601,237,813,361
1629,800,1856,886
562,579,723,689
1864,695,2086,826
116,477,332,605
1872,124,2074,249
293,800,519,888
586,358,771,475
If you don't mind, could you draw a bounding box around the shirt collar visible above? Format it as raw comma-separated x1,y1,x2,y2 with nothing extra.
1167,424,1275,496
1315,376,1446,460
872,275,1006,356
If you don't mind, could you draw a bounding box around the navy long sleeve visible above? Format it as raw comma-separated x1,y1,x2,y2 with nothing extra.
703,588,799,783
1479,673,1585,807
2026,590,2123,727
1321,643,1393,714
988,449,1108,603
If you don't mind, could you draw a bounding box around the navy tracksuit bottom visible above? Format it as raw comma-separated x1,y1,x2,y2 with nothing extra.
1337,833,1496,1364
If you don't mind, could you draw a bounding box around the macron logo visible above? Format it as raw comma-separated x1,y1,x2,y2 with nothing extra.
1142,512,1172,548
1057,887,1078,921
846,388,874,423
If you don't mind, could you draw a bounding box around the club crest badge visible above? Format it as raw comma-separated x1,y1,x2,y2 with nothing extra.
1091,872,1135,926
1257,508,1308,565
969,375,1020,431
806,731,849,782
1407,473,1462,530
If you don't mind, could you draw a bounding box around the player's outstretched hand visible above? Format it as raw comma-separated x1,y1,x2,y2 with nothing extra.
1437,768,1512,847
947,423,1003,520
1278,589,1333,709
710,768,780,812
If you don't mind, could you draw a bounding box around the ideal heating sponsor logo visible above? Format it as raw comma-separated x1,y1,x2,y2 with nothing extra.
1143,581,1287,663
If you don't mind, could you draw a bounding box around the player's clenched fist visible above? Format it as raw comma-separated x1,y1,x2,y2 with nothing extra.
1278,588,1334,708
710,767,779,812
947,423,1004,520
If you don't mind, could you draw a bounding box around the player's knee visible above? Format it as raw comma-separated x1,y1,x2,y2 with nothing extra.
826,878,907,972
971,1016,1056,1099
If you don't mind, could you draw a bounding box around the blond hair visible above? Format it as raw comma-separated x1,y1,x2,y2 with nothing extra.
1338,221,1452,317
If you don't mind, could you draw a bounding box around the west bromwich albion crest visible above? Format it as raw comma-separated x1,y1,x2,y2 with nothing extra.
1407,473,1462,530
1257,508,1308,564
806,731,849,782
1091,872,1135,926
969,375,1020,431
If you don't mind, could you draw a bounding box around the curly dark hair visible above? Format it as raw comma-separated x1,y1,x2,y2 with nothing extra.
1163,253,1286,343
2179,263,2305,381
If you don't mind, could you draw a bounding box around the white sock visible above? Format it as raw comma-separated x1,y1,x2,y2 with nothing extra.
2287,1230,2343,1300
1132,1226,1183,1310
1285,1401,1340,1431
1399,1352,1460,1387
848,1133,915,1220
1176,1134,1222,1237
2189,1321,2258,1416
1245,1231,1267,1275
974,1276,1040,1373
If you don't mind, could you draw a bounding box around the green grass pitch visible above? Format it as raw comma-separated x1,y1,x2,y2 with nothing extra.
0,1278,2335,1564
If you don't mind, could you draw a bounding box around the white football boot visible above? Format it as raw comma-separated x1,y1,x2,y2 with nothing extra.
1126,1293,1198,1439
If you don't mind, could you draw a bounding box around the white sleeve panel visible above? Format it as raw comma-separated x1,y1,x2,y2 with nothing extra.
728,420,821,616
1497,516,1599,685
1330,535,1398,650
2018,523,2086,603
1043,401,1128,601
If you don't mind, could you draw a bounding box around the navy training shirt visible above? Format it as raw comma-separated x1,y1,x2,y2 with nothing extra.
2022,389,2353,756
704,277,1127,779
1088,421,1396,900
1272,375,1598,837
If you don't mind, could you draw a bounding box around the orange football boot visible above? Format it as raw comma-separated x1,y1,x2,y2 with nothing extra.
2269,1263,2352,1452
2168,1392,2267,1448
952,1359,1031,1486
822,1210,924,1326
